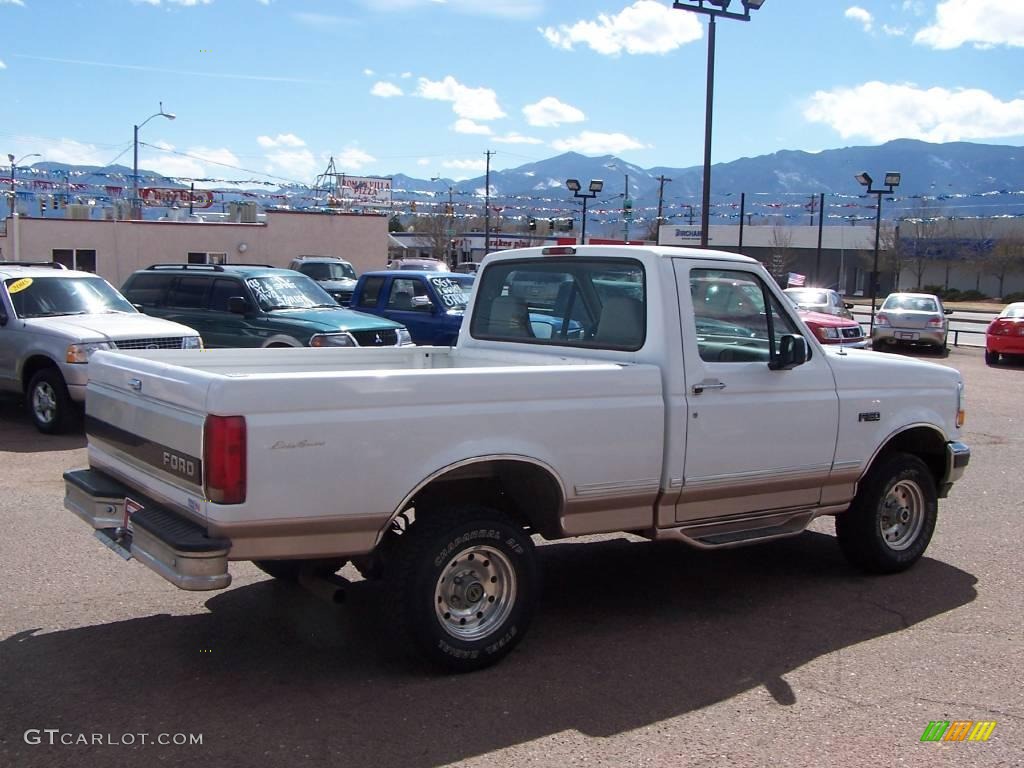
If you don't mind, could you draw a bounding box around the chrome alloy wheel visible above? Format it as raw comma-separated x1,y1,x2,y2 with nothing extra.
879,479,925,550
31,381,58,425
434,545,516,641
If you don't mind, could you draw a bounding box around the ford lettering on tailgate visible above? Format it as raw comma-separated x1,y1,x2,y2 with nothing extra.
85,416,203,487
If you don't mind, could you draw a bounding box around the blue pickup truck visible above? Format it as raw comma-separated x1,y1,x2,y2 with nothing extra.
350,270,476,345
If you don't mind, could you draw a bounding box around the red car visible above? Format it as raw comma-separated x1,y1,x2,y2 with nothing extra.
784,295,868,347
985,302,1024,364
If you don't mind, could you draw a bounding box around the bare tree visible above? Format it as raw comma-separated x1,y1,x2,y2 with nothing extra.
988,235,1024,299
770,224,796,284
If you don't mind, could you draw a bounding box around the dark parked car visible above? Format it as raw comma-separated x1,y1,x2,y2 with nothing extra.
288,256,358,305
121,264,412,348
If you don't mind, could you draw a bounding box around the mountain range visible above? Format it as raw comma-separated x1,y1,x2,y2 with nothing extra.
17,139,1024,226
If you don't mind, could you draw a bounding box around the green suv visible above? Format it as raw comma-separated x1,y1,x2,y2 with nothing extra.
121,264,412,349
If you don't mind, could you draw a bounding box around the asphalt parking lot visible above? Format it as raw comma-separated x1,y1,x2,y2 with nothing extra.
1,345,1021,768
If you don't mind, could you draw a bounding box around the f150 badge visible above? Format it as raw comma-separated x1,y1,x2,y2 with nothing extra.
858,412,881,422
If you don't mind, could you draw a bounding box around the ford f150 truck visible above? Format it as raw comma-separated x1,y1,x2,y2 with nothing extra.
63,245,970,672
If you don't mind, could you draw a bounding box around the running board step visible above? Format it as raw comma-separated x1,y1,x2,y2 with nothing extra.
653,509,817,550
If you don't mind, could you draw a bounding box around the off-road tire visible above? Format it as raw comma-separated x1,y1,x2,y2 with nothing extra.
836,453,938,574
253,559,346,581
384,505,538,673
27,368,78,434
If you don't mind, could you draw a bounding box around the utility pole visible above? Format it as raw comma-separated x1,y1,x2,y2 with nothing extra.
807,193,817,226
622,173,630,242
656,175,672,243
484,150,494,256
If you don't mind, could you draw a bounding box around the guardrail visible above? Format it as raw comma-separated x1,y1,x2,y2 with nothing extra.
850,309,990,348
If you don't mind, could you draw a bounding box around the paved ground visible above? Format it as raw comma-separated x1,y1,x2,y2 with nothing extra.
1,346,1021,767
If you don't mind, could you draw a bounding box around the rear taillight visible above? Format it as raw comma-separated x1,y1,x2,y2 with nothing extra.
926,316,944,328
875,312,890,326
204,415,246,504
989,320,1010,336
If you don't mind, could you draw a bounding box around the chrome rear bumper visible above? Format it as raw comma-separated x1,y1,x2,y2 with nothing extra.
64,468,232,591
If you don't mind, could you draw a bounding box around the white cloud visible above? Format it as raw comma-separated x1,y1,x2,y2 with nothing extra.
0,59,6,69
371,81,403,98
493,132,544,145
883,24,907,37
415,75,505,121
803,81,1024,143
453,118,492,135
443,158,487,171
539,0,702,56
400,71,413,79
416,157,431,166
845,7,873,33
551,131,647,154
359,0,542,19
139,144,242,180
28,138,112,167
0,0,27,7
363,68,375,76
256,133,306,149
263,148,319,181
336,148,376,171
523,96,585,127
915,0,1024,49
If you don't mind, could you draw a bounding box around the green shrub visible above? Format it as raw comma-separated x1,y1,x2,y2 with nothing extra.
1003,291,1024,303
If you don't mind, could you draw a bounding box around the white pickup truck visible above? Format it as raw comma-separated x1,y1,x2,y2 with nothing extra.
64,245,970,671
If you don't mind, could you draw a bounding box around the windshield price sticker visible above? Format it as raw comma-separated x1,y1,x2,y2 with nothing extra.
247,277,316,309
6,278,33,294
430,277,469,307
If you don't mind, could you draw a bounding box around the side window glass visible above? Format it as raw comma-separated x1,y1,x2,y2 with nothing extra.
123,273,169,306
387,278,421,311
167,277,209,309
357,277,385,308
209,279,243,312
691,269,774,363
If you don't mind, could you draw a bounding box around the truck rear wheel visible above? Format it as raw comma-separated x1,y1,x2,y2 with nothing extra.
836,453,937,574
385,505,538,672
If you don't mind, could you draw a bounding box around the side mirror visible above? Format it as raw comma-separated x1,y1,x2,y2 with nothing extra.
943,308,954,315
769,334,808,371
844,302,854,309
227,296,250,315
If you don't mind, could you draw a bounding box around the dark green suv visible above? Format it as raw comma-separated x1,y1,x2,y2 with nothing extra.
122,264,412,348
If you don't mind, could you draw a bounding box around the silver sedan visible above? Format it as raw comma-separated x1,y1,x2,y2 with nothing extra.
871,292,952,350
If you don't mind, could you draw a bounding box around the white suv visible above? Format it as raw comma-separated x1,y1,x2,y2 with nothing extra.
0,262,202,433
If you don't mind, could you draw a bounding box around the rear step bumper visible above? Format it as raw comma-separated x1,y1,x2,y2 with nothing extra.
64,468,232,591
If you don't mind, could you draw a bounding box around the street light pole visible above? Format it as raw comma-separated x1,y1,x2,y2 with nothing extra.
855,171,901,334
566,178,604,244
7,152,41,262
132,102,176,218
671,0,766,247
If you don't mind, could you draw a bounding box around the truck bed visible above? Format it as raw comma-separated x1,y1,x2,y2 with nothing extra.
83,346,666,558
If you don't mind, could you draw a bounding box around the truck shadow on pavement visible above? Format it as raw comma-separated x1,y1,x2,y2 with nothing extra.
1,532,976,767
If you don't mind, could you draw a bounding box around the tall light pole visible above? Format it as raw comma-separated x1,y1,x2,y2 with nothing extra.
133,102,176,217
855,171,901,334
566,178,603,244
671,0,766,247
605,163,632,242
7,152,40,216
8,153,41,262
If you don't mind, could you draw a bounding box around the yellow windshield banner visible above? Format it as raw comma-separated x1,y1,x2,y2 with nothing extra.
7,278,33,294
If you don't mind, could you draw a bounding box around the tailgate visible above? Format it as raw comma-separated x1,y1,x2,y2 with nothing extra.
85,351,212,510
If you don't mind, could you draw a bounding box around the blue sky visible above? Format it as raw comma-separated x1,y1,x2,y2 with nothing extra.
2,0,1023,184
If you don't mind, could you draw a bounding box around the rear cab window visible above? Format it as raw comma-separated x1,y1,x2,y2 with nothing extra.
470,258,646,350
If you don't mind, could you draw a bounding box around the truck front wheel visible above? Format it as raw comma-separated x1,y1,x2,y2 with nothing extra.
836,453,938,574
385,506,538,672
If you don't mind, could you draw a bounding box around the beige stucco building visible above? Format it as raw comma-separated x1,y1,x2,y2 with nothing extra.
0,210,391,287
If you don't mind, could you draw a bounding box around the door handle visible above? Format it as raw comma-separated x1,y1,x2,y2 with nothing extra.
691,380,726,394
